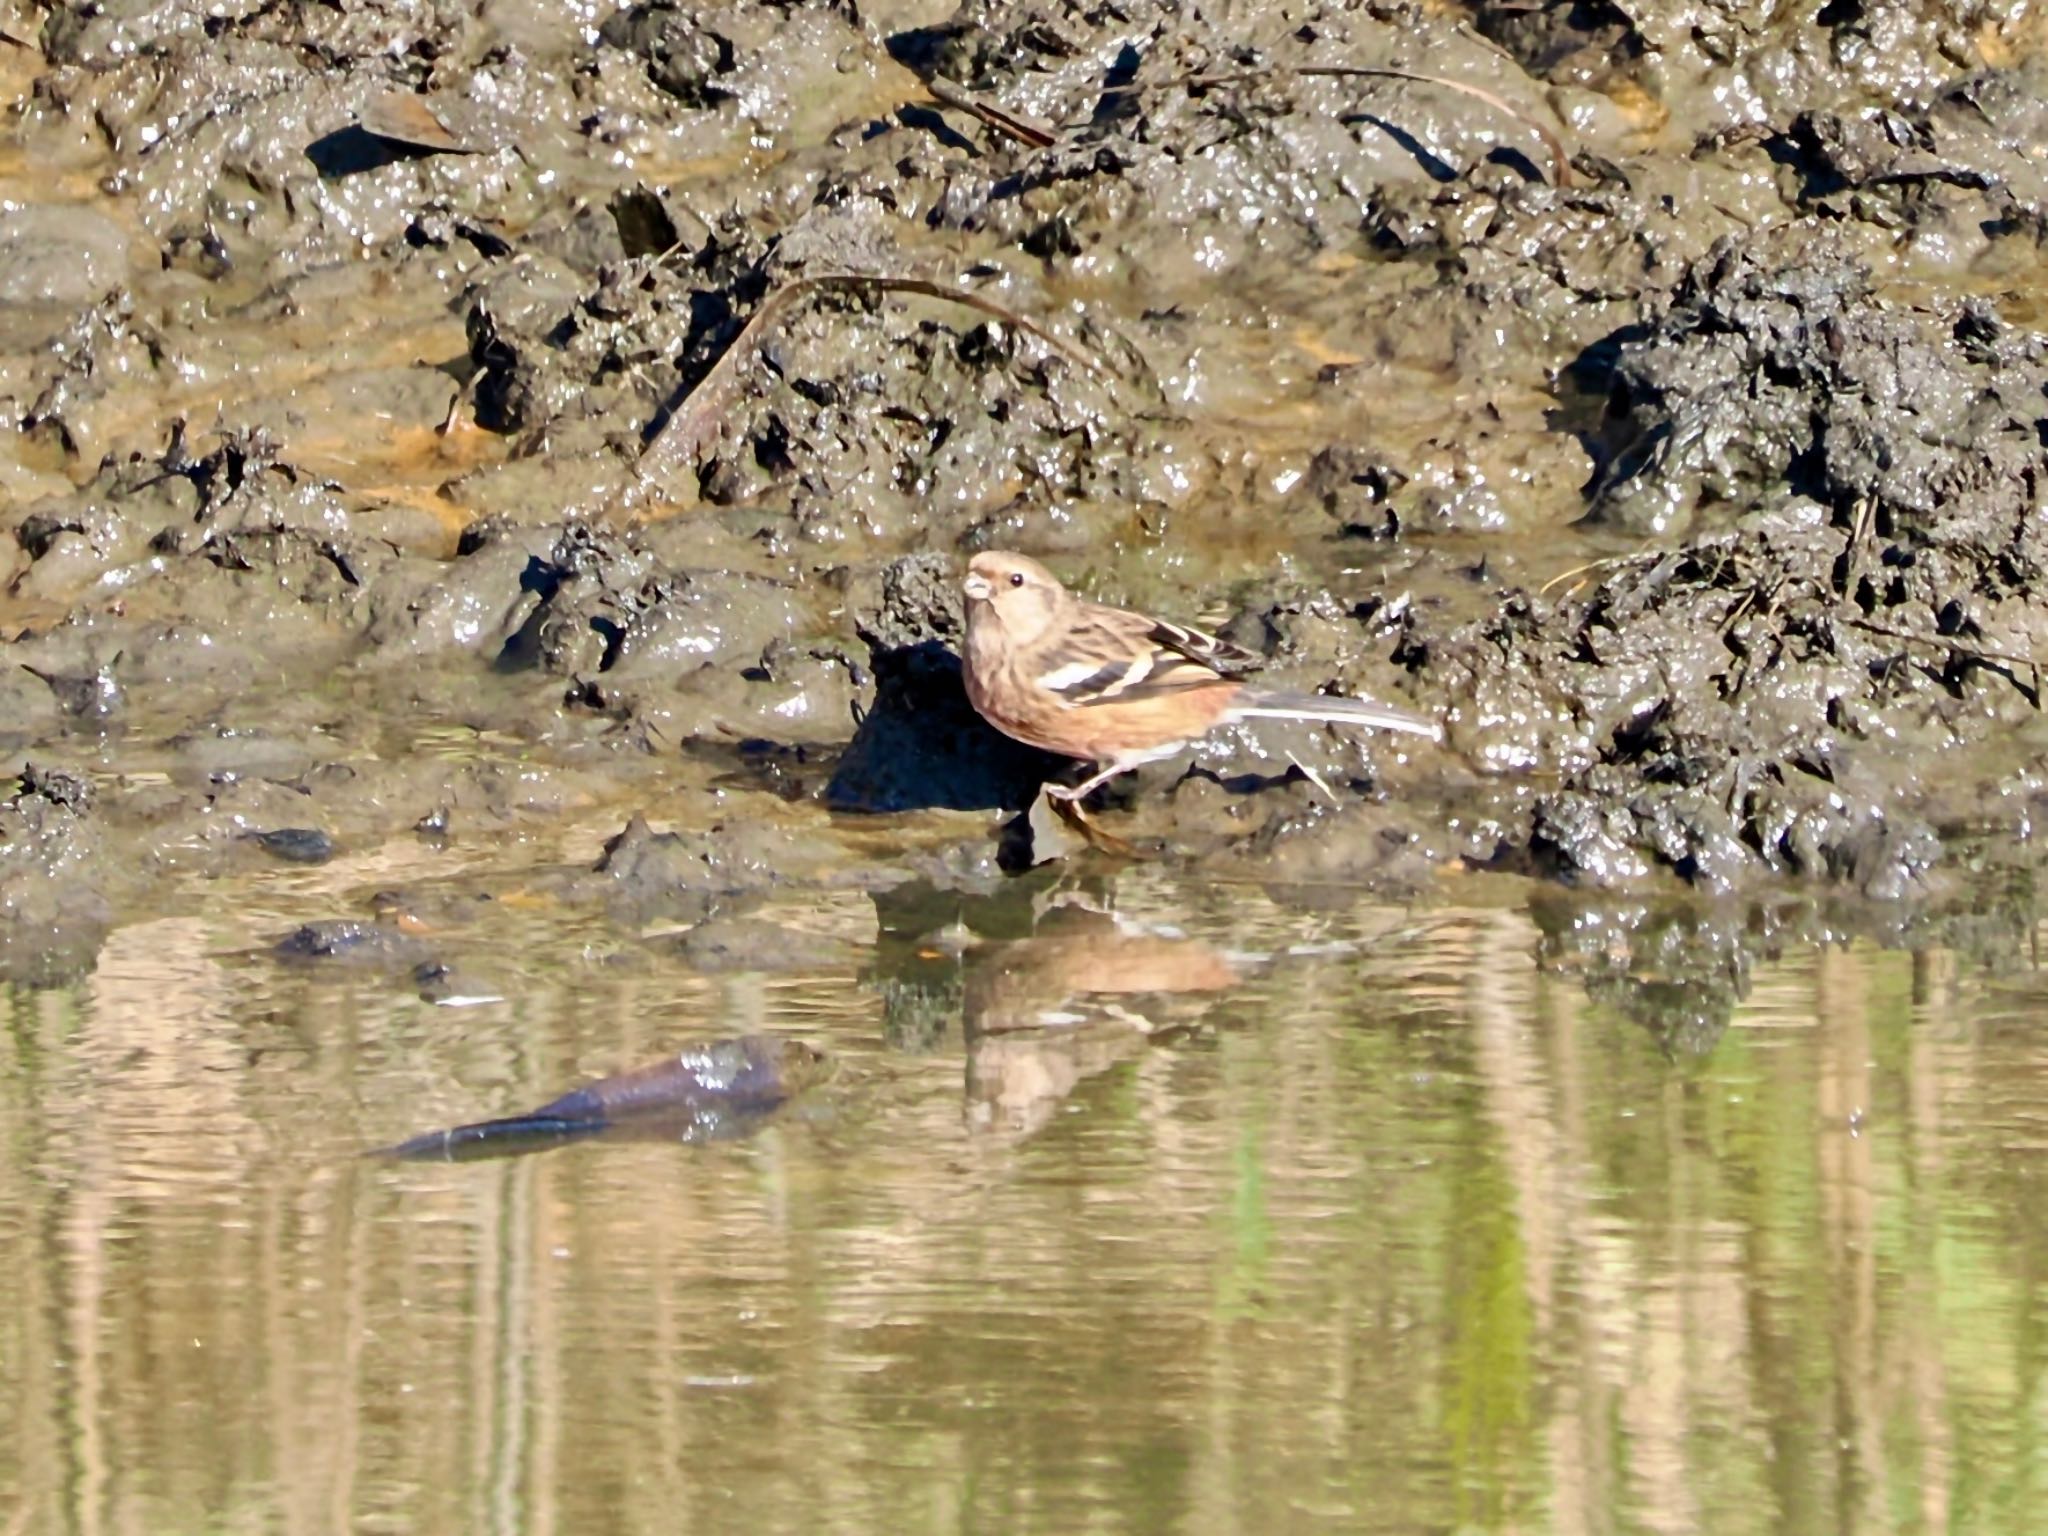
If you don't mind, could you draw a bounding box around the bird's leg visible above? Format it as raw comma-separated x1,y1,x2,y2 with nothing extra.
1047,758,1136,803
1042,791,1143,859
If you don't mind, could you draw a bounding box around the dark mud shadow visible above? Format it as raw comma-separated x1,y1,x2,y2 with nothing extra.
607,185,681,258
890,105,978,154
1484,145,1547,184
825,640,1069,813
306,125,441,179
880,24,956,73
1554,319,1657,497
1343,114,1457,183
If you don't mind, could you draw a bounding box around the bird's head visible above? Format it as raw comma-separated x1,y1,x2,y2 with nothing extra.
962,551,1066,647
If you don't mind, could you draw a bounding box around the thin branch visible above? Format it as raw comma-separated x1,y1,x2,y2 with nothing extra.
636,274,1108,488
1538,553,1639,596
1844,616,2048,677
924,75,1059,149
1100,66,1573,188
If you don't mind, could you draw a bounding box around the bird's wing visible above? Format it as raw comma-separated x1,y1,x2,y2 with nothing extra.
1031,605,1263,707
1145,615,1264,675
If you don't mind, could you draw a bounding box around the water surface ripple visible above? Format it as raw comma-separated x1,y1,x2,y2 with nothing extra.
2,876,2042,1535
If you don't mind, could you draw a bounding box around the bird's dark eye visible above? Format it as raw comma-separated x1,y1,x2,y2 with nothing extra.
1008,572,1025,588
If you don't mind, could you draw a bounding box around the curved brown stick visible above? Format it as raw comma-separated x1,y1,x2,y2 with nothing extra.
636,274,1109,491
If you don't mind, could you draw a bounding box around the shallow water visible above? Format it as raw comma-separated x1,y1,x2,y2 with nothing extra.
4,865,2044,1535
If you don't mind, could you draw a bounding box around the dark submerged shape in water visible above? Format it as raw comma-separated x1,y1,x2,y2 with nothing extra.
379,1035,824,1163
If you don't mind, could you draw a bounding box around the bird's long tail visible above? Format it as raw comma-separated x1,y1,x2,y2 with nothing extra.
1228,689,1441,740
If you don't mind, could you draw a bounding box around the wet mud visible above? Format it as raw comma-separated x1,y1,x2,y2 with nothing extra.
5,0,2048,996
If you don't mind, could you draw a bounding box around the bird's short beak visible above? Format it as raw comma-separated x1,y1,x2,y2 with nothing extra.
962,573,993,601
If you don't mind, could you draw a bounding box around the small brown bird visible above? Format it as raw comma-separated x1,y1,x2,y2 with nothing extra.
961,551,1440,801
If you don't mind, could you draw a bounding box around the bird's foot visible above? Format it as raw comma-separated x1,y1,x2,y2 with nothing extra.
1040,789,1142,858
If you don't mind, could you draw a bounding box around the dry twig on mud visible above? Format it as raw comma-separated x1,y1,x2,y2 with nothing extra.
1844,617,2045,703
636,275,1108,490
1539,552,1640,597
923,75,1060,149
1100,66,1573,189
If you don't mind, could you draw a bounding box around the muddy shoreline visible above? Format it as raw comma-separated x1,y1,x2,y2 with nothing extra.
4,0,2048,990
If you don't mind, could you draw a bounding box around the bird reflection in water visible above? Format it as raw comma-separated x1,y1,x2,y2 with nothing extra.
864,877,1244,1136
963,904,1240,1135
379,881,1248,1161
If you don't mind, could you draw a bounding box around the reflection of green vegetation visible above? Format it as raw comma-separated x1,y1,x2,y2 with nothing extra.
17,895,2048,1533
1215,1124,1271,1321
2006,1246,2045,1530
876,969,961,1054
1442,1112,1534,1528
